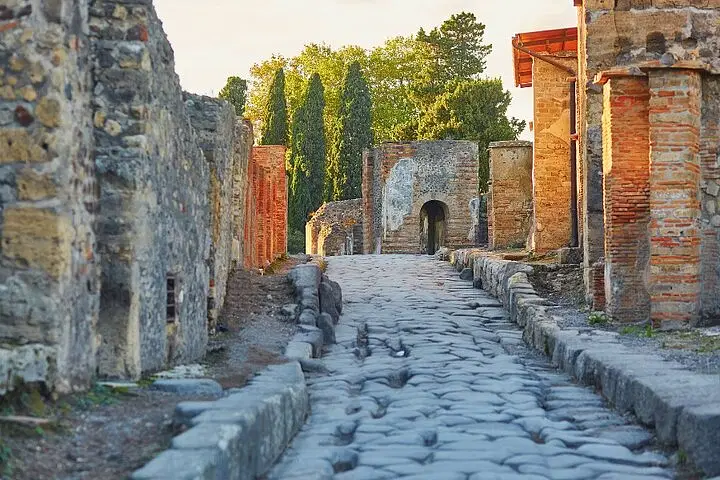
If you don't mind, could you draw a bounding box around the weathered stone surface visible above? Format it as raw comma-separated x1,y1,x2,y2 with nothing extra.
316,313,336,345
319,281,340,323
306,199,363,256
151,379,223,396
294,328,324,358
450,248,720,476
362,141,480,254
459,268,473,281
135,362,308,480
268,256,672,479
284,342,312,360
91,0,210,379
487,141,533,250
0,0,99,395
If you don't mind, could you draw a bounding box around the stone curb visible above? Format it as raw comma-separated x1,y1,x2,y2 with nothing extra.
449,248,720,476
285,259,342,361
131,362,308,480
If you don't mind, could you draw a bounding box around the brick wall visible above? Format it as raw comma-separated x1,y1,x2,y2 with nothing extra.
0,0,99,394
601,75,651,323
648,70,702,328
530,56,576,253
245,146,287,269
488,141,533,250
580,0,720,318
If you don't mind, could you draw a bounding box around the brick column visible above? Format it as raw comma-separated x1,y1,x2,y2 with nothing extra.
601,75,651,322
648,70,702,328
362,149,374,254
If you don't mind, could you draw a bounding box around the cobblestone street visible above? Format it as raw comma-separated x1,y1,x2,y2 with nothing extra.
269,255,673,480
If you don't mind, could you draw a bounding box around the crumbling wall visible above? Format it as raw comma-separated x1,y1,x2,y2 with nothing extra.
232,120,253,264
488,141,533,250
184,94,235,334
306,199,363,256
364,141,479,254
90,0,209,378
0,0,99,394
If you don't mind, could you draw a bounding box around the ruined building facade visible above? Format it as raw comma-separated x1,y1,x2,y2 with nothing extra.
306,199,363,257
503,1,720,328
362,141,480,255
0,0,286,394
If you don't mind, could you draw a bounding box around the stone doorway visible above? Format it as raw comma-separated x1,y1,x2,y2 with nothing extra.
420,200,448,255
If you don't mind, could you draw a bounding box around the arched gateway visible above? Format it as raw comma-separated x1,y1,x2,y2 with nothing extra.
420,200,448,255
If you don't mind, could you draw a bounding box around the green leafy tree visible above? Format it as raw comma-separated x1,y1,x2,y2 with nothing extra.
260,69,289,146
288,74,326,231
328,62,373,200
218,76,248,116
417,79,525,193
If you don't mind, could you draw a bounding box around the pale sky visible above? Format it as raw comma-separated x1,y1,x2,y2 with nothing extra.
154,0,577,140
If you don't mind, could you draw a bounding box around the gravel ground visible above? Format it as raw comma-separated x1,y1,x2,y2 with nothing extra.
527,264,720,375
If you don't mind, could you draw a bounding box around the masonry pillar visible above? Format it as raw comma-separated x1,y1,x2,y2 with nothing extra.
488,141,533,250
362,149,375,254
601,74,651,322
577,4,606,309
530,57,575,253
648,70,702,328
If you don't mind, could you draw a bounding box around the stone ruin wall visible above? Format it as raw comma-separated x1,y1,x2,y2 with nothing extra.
90,0,210,378
487,141,533,250
0,0,284,394
306,198,363,256
0,0,99,394
579,0,720,326
362,141,479,254
184,94,236,334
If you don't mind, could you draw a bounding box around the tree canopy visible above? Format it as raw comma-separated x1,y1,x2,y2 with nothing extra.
288,74,326,231
326,62,373,201
260,68,288,146
218,76,247,116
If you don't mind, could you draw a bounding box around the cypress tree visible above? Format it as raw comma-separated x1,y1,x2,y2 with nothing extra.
261,68,288,146
331,62,373,200
288,74,326,231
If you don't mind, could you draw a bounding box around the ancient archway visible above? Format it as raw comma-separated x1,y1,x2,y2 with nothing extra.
420,200,448,255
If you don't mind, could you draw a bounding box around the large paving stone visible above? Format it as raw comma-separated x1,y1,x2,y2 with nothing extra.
150,379,223,396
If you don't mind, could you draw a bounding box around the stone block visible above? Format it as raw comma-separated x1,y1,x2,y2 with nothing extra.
2,207,69,278
678,404,720,476
316,312,336,345
284,341,312,360
294,327,324,358
151,379,223,396
459,268,473,281
298,310,318,326
174,401,218,427
319,281,340,323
